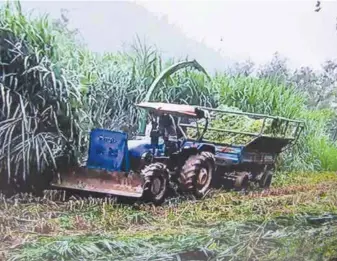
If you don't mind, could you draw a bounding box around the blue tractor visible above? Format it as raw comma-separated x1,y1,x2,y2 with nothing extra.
51,102,303,204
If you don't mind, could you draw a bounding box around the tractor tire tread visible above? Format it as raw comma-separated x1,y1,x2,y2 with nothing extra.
141,162,168,205
180,151,215,193
141,162,166,179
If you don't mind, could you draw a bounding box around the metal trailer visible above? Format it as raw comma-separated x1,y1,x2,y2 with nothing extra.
178,105,304,190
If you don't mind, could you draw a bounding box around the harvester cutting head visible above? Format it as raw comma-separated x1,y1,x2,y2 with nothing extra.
51,129,145,198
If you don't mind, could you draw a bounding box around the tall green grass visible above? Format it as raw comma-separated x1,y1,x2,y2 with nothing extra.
0,2,216,189
1,1,337,189
0,1,82,189
214,73,337,171
215,75,306,118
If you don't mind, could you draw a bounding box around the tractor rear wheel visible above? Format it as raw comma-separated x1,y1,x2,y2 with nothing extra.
141,162,169,205
180,152,215,198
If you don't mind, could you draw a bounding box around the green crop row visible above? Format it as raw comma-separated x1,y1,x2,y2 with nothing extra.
0,1,337,190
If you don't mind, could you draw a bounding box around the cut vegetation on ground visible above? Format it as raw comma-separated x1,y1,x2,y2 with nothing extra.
1,172,337,260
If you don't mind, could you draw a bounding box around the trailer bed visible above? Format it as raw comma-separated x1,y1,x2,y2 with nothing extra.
179,106,303,153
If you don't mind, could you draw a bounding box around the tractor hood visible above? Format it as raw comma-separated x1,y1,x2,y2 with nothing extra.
128,138,152,158
128,138,165,158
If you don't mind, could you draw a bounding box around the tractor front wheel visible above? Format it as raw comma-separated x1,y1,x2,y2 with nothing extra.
141,162,169,205
180,152,215,198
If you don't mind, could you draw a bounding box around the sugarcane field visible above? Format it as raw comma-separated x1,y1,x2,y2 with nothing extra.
1,1,337,260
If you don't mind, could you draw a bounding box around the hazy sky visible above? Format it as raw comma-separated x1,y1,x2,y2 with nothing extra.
11,0,337,70
136,0,337,68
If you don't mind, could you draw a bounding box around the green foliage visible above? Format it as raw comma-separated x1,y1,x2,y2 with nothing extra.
1,0,337,187
283,108,337,172
0,2,215,186
215,74,305,118
187,104,298,145
9,218,337,261
0,2,81,186
212,73,337,172
304,109,337,171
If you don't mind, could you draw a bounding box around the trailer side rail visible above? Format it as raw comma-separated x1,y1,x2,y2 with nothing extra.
179,107,304,147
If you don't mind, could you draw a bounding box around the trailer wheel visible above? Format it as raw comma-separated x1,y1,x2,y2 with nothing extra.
141,162,169,205
180,151,215,198
234,172,249,190
259,171,273,189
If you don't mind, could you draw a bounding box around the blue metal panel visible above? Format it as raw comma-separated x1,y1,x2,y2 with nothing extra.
181,141,196,149
87,129,128,172
128,139,152,158
214,145,242,165
215,152,240,165
214,145,242,155
182,141,243,165
128,138,165,158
